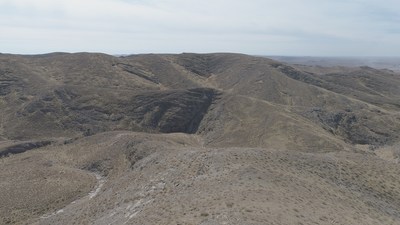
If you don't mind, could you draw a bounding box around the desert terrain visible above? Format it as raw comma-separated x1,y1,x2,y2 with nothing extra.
1,53,400,224
268,56,400,72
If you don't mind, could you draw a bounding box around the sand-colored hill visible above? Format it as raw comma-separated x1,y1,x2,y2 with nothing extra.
1,53,400,224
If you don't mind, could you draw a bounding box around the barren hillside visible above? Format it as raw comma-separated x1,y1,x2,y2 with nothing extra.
1,53,400,225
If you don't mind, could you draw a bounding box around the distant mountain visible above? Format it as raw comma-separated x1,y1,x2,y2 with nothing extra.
268,56,400,71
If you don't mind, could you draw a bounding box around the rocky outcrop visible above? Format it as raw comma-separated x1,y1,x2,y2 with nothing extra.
305,108,392,146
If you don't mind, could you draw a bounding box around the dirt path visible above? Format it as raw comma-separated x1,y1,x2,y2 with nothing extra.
88,173,105,199
38,172,106,221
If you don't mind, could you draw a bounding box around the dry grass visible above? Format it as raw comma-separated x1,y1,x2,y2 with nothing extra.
1,132,399,224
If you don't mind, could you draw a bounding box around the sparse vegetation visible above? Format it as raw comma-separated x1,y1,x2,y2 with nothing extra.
0,53,400,224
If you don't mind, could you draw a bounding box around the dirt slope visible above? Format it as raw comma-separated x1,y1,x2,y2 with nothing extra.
1,132,399,225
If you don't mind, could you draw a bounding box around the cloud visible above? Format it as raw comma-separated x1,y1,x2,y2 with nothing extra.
0,0,399,55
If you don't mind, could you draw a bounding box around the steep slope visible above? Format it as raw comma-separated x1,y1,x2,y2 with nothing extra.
2,53,400,148
0,53,217,140
197,93,349,152
123,53,400,148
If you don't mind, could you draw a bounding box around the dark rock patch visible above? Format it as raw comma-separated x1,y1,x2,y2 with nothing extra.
0,140,52,157
129,88,220,133
304,108,391,146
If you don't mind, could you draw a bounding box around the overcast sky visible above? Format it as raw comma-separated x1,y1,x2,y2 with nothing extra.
1,0,400,56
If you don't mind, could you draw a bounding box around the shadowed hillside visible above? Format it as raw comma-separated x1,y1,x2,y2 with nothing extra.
1,53,399,147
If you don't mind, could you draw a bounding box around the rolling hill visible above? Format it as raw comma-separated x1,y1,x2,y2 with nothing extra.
1,53,400,224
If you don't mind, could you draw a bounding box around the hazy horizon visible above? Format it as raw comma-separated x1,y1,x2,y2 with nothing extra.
2,51,400,59
1,0,400,56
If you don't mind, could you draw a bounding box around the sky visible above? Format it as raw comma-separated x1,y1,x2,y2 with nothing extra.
0,0,400,56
